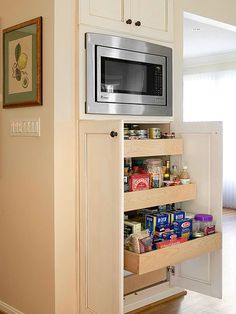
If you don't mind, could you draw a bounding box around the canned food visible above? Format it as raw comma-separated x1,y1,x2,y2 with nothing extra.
162,132,176,139
124,128,130,136
149,128,161,139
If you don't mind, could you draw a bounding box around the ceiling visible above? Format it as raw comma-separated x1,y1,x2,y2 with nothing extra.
184,16,236,60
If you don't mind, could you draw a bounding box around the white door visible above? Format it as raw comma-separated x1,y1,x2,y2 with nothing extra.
130,0,173,42
79,120,124,314
79,0,131,33
171,121,223,298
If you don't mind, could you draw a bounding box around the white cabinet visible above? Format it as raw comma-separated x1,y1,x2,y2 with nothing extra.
79,120,123,314
130,0,173,42
79,120,222,314
79,0,173,42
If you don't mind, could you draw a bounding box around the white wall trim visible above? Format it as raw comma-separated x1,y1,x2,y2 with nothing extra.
184,51,236,70
124,282,185,313
184,12,236,33
0,301,24,314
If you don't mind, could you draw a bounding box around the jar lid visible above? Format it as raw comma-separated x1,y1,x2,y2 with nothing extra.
192,231,205,238
194,214,213,222
185,212,195,219
145,159,162,165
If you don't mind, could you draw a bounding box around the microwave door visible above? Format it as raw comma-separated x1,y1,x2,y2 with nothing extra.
96,46,166,106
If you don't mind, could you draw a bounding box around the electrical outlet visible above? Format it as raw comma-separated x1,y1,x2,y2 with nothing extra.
10,119,40,137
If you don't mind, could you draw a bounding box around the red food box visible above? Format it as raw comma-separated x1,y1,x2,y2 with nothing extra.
129,174,150,191
156,237,187,249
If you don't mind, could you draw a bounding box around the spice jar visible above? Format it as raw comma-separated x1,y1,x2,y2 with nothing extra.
194,214,215,236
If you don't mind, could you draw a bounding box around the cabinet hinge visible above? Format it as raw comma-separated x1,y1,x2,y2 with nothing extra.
167,266,175,279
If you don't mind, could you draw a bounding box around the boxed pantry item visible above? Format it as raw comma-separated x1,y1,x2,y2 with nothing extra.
173,218,192,239
156,237,187,249
129,174,149,191
145,213,169,234
124,221,142,239
155,224,177,240
165,210,185,223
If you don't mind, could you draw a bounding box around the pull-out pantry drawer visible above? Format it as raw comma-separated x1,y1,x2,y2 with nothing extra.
124,232,222,275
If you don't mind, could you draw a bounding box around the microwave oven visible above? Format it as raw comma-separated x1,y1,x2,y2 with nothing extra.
86,33,172,116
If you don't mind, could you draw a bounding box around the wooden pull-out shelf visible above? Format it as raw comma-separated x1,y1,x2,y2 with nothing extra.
124,183,197,212
124,138,183,158
124,232,222,275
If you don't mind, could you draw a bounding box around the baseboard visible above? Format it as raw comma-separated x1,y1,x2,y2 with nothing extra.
124,282,186,313
0,301,24,314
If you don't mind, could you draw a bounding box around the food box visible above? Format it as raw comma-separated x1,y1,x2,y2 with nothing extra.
129,174,150,192
145,215,156,234
155,213,169,227
124,221,142,239
165,210,185,223
173,219,192,239
155,224,177,240
156,237,187,249
145,213,169,234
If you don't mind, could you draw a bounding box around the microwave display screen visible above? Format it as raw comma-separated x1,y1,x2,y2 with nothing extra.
101,57,163,97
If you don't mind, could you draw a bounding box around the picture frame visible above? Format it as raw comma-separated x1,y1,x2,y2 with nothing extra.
3,17,42,108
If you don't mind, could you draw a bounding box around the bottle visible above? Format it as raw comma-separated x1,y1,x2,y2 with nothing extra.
170,164,179,181
132,166,139,174
124,167,130,192
180,166,190,184
164,160,171,181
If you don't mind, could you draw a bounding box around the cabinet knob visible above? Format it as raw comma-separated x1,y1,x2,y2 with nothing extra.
126,19,132,24
110,131,118,138
135,21,141,26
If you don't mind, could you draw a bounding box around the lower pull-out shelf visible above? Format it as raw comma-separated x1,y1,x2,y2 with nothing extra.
124,232,222,275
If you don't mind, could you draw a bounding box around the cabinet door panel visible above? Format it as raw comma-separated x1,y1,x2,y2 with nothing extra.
131,0,173,42
171,122,222,298
79,121,123,314
79,0,130,32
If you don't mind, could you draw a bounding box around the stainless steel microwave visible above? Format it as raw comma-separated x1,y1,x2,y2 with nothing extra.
86,33,172,116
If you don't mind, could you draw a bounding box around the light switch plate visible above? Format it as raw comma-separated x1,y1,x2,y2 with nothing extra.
10,118,40,137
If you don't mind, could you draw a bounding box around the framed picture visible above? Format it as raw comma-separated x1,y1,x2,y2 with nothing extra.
3,17,42,108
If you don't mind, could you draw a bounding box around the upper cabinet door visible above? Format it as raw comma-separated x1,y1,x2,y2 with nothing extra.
79,120,124,314
79,0,131,32
171,122,223,298
130,0,173,42
79,0,173,42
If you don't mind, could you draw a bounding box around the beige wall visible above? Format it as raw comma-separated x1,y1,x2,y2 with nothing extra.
183,0,236,26
0,1,55,313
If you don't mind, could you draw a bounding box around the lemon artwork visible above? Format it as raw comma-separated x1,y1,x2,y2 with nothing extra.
18,53,28,70
12,43,29,88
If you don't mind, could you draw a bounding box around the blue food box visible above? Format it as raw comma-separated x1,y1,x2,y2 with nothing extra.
145,215,156,234
170,210,185,223
155,213,169,227
173,219,192,239
145,213,169,234
155,224,177,240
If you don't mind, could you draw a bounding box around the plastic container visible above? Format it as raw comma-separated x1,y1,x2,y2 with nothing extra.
145,159,163,188
194,214,215,235
180,166,190,185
